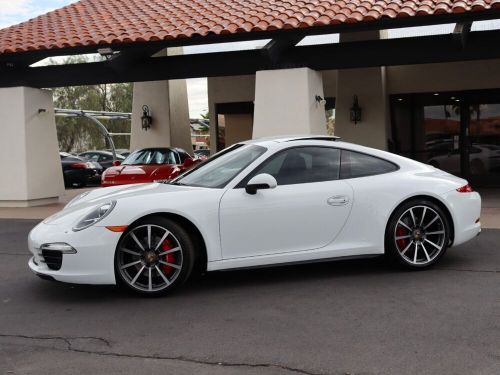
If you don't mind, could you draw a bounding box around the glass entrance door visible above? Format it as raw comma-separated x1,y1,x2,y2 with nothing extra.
391,90,500,187
423,103,462,176
468,102,500,186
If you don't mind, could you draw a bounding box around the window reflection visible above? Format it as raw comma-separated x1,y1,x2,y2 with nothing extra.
469,104,500,175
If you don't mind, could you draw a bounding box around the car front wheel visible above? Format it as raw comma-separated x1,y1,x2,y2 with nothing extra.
385,199,450,269
114,216,195,296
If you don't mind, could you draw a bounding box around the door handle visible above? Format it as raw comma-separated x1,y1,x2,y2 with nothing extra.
327,195,349,206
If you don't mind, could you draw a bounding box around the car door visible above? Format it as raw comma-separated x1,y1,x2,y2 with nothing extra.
219,146,353,259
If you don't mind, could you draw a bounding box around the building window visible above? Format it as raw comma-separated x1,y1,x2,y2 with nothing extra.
391,90,500,186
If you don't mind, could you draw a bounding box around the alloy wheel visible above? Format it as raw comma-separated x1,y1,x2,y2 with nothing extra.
117,224,183,292
394,205,446,266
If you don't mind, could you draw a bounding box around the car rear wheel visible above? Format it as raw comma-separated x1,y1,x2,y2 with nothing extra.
114,216,195,296
385,199,450,269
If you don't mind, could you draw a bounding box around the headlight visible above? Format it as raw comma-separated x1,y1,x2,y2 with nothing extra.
72,201,116,231
65,191,91,208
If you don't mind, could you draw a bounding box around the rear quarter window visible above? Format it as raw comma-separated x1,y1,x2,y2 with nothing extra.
340,150,398,179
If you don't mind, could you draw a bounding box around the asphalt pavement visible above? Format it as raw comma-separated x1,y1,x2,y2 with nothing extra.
0,219,499,375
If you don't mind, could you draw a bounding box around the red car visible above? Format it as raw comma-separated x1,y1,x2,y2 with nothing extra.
101,147,199,187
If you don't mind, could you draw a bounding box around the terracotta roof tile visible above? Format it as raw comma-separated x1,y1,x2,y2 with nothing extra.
0,0,497,55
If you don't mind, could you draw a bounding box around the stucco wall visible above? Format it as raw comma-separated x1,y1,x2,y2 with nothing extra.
253,68,327,138
387,58,500,94
322,70,338,98
334,66,389,150
130,81,172,150
130,79,191,152
224,114,253,147
130,46,191,153
169,79,193,152
207,75,256,153
0,87,63,206
206,58,500,152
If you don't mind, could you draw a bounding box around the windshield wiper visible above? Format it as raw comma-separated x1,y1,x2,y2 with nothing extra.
166,180,186,186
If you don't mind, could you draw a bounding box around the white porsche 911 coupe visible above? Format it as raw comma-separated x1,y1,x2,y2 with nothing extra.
28,136,481,296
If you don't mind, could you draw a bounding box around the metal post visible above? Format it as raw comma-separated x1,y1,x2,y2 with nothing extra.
81,112,117,160
53,108,132,161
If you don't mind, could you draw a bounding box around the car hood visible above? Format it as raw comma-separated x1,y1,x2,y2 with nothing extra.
45,183,203,225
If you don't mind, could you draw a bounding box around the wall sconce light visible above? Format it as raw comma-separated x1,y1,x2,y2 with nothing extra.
350,95,362,124
141,105,152,131
315,95,327,106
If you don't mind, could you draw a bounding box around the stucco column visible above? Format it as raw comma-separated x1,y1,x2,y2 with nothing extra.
130,80,192,152
253,68,327,138
0,87,64,207
335,31,390,150
130,48,192,153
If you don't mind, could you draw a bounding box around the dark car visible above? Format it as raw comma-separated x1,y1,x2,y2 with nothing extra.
60,152,103,188
78,150,125,170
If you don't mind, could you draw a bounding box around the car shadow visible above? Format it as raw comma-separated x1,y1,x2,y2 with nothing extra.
30,255,407,302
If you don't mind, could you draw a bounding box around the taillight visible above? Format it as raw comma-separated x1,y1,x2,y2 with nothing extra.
457,184,474,193
70,162,87,169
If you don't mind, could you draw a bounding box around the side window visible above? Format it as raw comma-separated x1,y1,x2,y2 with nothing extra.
87,154,100,162
178,150,190,162
340,150,397,179
244,147,341,186
99,155,111,162
165,151,178,164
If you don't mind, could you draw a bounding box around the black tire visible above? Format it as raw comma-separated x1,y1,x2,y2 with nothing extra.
114,216,196,296
385,199,450,269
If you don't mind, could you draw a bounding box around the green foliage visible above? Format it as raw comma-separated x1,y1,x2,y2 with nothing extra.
52,55,132,152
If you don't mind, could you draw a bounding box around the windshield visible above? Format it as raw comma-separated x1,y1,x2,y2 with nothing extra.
123,149,177,165
171,144,267,188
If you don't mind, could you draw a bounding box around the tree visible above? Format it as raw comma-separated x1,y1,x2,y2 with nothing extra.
51,55,133,152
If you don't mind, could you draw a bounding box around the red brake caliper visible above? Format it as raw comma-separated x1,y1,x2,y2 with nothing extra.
396,225,409,251
161,238,176,276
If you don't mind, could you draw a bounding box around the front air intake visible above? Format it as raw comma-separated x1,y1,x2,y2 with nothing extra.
40,250,63,271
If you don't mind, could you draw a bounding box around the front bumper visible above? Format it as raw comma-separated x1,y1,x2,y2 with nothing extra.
28,222,121,285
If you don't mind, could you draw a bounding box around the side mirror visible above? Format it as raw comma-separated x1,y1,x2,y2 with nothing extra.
245,173,277,195
183,158,195,168
112,160,122,166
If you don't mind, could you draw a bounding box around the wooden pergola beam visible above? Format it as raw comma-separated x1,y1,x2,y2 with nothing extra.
1,30,500,88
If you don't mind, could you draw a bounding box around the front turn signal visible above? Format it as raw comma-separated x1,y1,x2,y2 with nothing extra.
105,225,128,232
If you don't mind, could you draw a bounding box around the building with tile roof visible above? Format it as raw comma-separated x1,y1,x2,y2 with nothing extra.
1,0,500,206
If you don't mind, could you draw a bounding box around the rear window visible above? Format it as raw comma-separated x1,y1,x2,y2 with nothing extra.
340,150,398,179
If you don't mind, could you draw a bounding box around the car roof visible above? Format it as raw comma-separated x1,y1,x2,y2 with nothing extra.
79,150,126,158
241,135,340,144
82,150,111,154
132,147,190,153
241,135,428,171
80,150,113,156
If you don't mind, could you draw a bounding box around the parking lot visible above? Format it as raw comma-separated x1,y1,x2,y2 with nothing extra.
1,218,499,375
